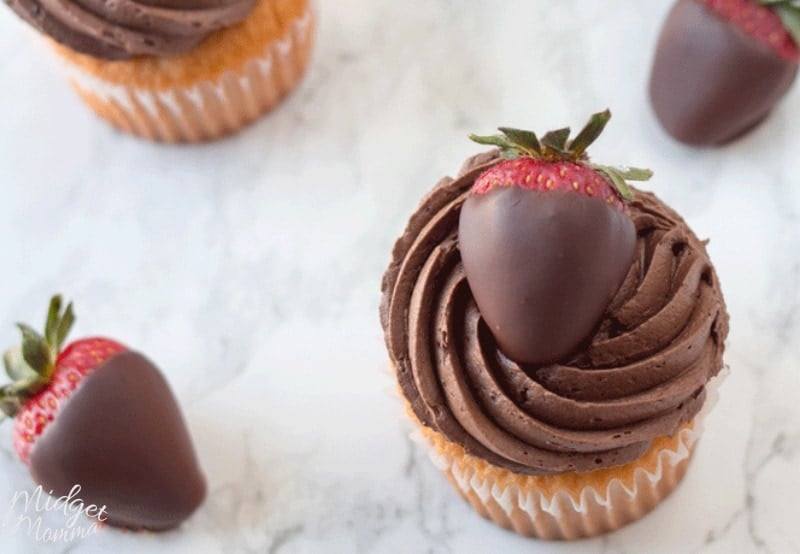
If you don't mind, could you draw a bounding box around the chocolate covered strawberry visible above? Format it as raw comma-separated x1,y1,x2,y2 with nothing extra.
650,0,800,145
459,110,652,365
0,296,206,531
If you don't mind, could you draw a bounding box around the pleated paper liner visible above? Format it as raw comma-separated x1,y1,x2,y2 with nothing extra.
407,369,727,540
51,0,315,143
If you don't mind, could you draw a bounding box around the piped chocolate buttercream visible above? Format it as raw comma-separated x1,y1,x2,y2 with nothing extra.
380,151,729,475
5,0,256,60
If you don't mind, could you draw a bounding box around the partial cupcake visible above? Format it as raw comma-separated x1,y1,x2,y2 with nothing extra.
650,0,799,145
0,296,205,531
380,111,729,540
5,0,315,142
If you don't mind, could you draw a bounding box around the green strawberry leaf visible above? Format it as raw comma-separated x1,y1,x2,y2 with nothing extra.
0,401,16,420
616,167,654,181
500,149,521,160
774,4,800,47
55,302,75,350
0,373,44,419
497,127,542,155
2,376,41,397
593,166,634,201
17,323,53,376
3,347,38,382
761,0,800,6
569,109,611,157
0,392,24,419
469,133,517,150
44,294,62,348
541,128,571,153
40,294,74,351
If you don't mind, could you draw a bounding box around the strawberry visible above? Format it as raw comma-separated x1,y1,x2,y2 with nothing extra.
0,296,206,531
703,0,800,61
458,110,651,365
1,296,126,463
650,0,800,145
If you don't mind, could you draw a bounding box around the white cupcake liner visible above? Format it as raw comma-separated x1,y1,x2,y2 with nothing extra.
56,6,315,142
411,368,728,540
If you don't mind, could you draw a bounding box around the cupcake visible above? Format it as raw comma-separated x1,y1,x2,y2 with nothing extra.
650,0,799,145
5,0,315,142
380,111,729,539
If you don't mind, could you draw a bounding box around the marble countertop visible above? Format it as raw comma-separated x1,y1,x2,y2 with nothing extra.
1,1,799,552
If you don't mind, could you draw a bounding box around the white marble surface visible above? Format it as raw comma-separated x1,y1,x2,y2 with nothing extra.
0,1,799,552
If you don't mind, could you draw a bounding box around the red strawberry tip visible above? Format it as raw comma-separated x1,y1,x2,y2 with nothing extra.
0,295,76,421
469,110,653,202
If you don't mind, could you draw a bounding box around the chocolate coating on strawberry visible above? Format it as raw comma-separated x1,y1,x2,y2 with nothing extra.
29,351,206,531
10,336,127,463
0,296,206,531
650,0,799,145
460,111,651,366
461,189,637,366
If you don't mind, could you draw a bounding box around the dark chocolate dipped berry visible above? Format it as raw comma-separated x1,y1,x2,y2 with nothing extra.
459,110,652,366
650,0,800,145
0,296,206,531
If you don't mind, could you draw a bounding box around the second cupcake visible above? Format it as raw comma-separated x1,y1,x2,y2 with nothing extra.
5,0,315,142
380,110,729,540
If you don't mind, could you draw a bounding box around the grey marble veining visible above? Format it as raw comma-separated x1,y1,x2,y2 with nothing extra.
1,0,799,552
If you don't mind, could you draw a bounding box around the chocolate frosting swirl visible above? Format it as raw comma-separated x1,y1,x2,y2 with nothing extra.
6,0,256,60
380,151,729,475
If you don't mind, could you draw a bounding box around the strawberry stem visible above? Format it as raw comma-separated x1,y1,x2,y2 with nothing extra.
469,110,653,202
